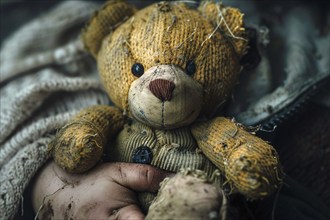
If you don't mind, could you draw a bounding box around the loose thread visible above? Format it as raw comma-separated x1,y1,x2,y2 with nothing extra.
34,184,69,220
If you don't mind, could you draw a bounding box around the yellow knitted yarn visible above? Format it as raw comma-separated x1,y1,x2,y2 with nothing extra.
81,0,137,57
192,117,284,199
50,105,125,173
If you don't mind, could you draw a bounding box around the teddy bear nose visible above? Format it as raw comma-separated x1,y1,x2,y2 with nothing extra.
149,79,175,101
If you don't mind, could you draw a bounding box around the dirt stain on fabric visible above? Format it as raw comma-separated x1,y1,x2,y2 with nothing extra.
41,200,54,220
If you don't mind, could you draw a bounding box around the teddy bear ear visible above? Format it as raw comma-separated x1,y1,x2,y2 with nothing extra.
81,0,137,57
198,1,248,57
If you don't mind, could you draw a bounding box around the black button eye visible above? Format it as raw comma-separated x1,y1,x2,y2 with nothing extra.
186,60,196,76
131,63,144,77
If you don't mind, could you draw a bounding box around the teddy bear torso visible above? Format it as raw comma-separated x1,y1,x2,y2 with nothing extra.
108,120,219,178
107,120,222,210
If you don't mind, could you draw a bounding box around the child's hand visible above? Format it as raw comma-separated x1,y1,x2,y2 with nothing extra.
32,161,170,220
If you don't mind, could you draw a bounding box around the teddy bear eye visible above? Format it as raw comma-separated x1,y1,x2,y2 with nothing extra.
185,60,196,76
131,63,144,77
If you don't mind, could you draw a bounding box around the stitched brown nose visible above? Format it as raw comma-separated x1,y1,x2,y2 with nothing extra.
149,79,175,101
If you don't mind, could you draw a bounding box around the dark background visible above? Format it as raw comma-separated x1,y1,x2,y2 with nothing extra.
1,0,328,44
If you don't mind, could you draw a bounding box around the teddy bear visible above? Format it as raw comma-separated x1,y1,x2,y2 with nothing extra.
49,0,283,218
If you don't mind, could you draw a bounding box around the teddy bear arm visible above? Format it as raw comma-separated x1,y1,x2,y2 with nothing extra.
49,105,125,173
191,117,284,199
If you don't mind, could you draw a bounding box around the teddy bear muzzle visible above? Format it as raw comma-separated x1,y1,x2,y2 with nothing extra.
128,64,203,129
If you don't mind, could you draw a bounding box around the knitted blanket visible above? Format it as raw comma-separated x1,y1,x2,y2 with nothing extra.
0,2,111,219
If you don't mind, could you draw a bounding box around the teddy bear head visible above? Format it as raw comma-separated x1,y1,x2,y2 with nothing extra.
82,0,248,129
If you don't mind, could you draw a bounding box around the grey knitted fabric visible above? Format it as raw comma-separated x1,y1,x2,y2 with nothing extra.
0,1,110,219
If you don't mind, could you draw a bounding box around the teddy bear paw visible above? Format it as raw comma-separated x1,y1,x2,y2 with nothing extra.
49,121,105,173
146,169,223,220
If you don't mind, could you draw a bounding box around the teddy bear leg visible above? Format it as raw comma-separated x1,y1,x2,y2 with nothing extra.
146,169,223,220
49,105,124,173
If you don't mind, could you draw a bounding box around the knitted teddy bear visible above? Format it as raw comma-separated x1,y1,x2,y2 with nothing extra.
50,0,283,218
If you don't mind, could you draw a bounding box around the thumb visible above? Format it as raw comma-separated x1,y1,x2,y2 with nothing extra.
107,162,171,192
